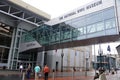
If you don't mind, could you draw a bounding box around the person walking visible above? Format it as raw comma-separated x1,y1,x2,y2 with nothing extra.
99,70,107,80
43,64,50,80
26,64,31,79
19,64,23,73
34,64,41,80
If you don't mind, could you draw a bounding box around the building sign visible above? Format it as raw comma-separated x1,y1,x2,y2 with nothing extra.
59,0,102,20
19,41,41,52
26,43,36,47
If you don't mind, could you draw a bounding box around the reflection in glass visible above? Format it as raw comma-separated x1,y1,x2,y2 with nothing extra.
105,18,116,29
96,22,104,31
25,7,116,46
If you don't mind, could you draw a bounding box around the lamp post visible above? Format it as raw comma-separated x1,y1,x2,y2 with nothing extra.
61,49,64,72
108,54,110,72
98,44,103,68
107,45,111,72
85,58,88,76
94,44,96,73
85,52,89,76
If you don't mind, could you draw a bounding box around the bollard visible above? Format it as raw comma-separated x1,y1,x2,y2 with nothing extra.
22,72,25,80
85,70,87,76
72,69,74,80
52,69,55,80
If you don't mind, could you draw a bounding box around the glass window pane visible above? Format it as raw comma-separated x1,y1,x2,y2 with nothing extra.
87,24,96,33
78,27,84,35
103,7,115,20
87,12,103,25
96,22,104,31
105,18,116,29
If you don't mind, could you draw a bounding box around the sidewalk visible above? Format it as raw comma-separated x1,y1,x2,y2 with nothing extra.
29,71,94,80
29,71,120,80
30,76,94,80
0,70,94,80
0,70,120,80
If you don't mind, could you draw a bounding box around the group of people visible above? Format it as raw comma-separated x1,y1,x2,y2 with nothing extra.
19,64,50,80
34,64,50,80
94,67,118,80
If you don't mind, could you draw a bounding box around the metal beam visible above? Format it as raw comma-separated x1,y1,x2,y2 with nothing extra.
11,11,22,15
25,16,34,20
0,10,39,26
0,1,48,26
0,5,7,7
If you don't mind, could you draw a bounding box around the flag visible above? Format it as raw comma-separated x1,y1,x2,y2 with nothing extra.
107,45,111,52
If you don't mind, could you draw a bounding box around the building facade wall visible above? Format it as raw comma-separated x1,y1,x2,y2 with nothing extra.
43,46,92,71
46,0,115,26
116,0,120,32
1,0,120,70
8,21,38,69
0,0,50,70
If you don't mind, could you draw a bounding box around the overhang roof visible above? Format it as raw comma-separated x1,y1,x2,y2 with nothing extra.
8,0,51,20
0,0,50,26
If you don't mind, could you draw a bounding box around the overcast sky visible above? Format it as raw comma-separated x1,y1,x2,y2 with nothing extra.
22,0,120,54
94,42,120,55
22,0,94,18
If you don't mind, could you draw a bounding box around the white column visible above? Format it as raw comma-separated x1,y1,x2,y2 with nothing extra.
7,28,16,69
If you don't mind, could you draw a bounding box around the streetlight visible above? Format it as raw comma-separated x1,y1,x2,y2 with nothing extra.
107,45,111,72
61,49,64,72
98,44,103,68
85,52,89,76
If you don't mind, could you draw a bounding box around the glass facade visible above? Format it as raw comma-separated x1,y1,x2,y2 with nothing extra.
116,0,120,31
24,6,117,46
1,0,118,70
0,26,13,63
96,56,116,70
21,31,35,43
8,28,37,70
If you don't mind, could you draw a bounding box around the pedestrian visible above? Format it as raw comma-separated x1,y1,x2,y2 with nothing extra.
38,66,42,78
111,68,115,75
73,67,76,72
19,64,23,73
26,64,31,79
94,72,99,80
99,70,107,80
43,64,50,80
115,68,117,74
34,64,41,80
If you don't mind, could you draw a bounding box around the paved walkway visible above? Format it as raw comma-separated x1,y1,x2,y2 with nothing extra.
30,76,93,80
0,70,120,80
25,70,120,80
0,70,94,80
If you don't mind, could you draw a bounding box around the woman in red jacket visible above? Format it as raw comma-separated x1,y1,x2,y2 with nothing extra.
43,64,50,80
